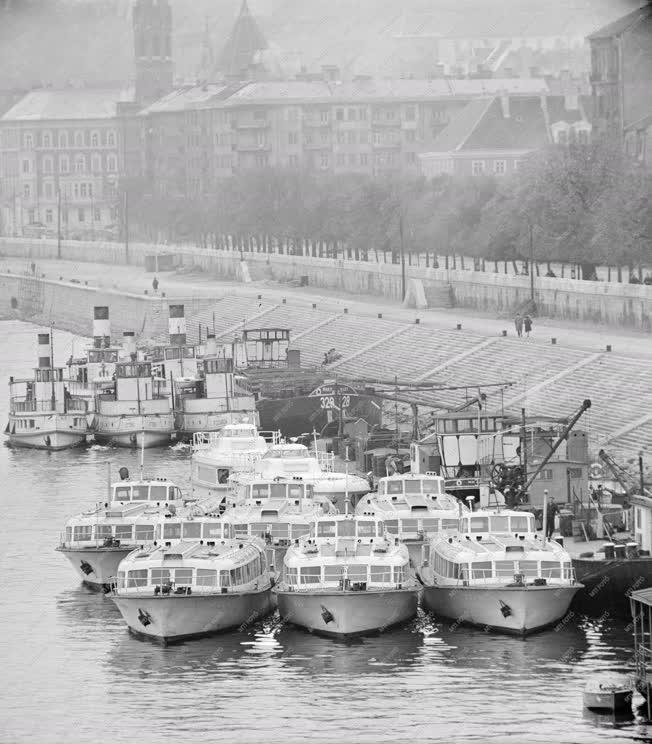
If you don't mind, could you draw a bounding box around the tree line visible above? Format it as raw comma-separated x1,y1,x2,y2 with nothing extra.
126,137,652,280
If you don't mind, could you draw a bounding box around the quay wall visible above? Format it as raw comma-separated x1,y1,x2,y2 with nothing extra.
0,272,177,340
2,238,652,330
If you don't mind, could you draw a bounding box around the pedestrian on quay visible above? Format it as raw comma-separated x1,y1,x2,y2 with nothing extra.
545,494,559,540
152,276,159,293
523,314,532,338
514,313,523,337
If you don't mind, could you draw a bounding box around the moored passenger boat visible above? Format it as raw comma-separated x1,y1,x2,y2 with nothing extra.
420,509,582,635
355,472,470,565
56,477,188,587
111,538,273,643
191,422,279,502
274,514,418,638
6,331,87,450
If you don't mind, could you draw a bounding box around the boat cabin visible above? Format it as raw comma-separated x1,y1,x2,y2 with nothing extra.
111,479,185,504
232,478,316,506
257,443,333,477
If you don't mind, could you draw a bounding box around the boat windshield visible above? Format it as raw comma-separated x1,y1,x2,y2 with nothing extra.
265,448,310,459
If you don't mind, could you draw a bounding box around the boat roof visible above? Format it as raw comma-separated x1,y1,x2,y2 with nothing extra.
433,533,569,562
358,492,464,514
631,587,652,606
120,538,265,570
221,499,326,521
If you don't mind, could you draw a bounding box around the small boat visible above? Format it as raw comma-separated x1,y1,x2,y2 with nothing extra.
274,514,419,638
583,676,633,712
191,422,279,502
111,537,273,643
56,477,188,588
420,508,582,635
355,472,470,565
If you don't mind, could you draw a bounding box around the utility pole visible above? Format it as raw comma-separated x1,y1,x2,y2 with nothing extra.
124,188,129,264
399,213,406,301
529,222,534,303
57,189,62,260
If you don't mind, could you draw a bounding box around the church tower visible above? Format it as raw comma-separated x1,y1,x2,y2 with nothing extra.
133,0,174,105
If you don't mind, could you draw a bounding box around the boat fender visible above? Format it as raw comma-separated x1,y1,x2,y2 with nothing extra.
590,463,603,479
80,560,94,576
320,605,334,624
119,467,129,481
499,600,512,618
138,608,152,627
44,435,51,448
130,432,137,447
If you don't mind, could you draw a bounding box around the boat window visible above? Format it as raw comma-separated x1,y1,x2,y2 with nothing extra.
422,479,441,494
511,516,531,533
490,516,509,533
151,568,171,585
250,523,268,538
73,525,92,541
356,521,375,537
230,567,244,585
149,485,167,501
115,525,133,540
223,524,234,539
96,524,113,538
127,569,148,587
337,520,356,537
269,523,289,538
422,518,439,533
376,522,385,536
114,486,131,501
288,484,304,499
182,522,201,539
217,468,229,484
404,479,421,494
324,564,344,581
202,522,222,538
495,560,516,577
65,526,72,542
252,484,269,499
519,560,539,577
460,519,469,532
196,569,217,586
163,523,181,539
175,568,193,584
132,485,149,501
470,517,489,533
117,571,126,589
384,520,399,535
135,524,154,541
317,521,336,537
370,565,392,582
270,484,287,499
197,465,216,484
394,565,408,583
347,564,367,581
541,561,561,579
562,562,573,580
219,570,230,587
234,524,248,537
285,567,298,585
300,566,321,584
387,481,403,494
291,524,309,539
441,519,458,531
401,519,418,532
470,560,492,579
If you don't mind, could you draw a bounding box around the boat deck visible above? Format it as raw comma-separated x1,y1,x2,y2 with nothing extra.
551,531,634,560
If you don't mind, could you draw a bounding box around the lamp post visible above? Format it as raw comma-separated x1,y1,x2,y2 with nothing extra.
529,222,534,303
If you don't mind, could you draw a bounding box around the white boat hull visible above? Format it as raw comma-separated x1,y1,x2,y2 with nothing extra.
175,410,258,439
93,426,172,449
56,546,134,587
276,588,418,638
422,583,581,635
111,588,273,643
6,429,86,450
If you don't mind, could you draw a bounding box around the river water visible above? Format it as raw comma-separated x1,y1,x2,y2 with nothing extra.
1,319,650,744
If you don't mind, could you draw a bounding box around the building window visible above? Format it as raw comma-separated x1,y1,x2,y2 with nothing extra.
107,130,116,147
471,159,486,175
254,154,268,167
347,108,357,121
78,208,85,222
405,130,416,142
91,154,102,172
373,132,381,146
348,153,357,166
336,132,345,144
45,209,53,224
91,131,99,147
336,108,344,121
406,152,416,164
23,184,31,199
360,153,368,165
557,129,568,145
405,106,416,121
319,153,329,169
256,131,266,147
80,183,87,198
576,128,589,145
94,207,101,221
58,154,69,174
538,469,554,480
288,132,298,145
253,110,266,120
513,159,523,171
74,131,84,148
107,155,117,172
59,131,68,149
287,107,298,122
24,133,33,149
73,183,79,199
493,159,506,175
320,109,329,123
28,208,35,223
75,154,85,173
288,154,299,167
42,132,52,148
347,131,356,144
568,468,583,479
358,107,367,120
43,156,53,174
44,182,53,198
336,153,345,166
62,209,68,223
320,132,329,144
22,159,30,174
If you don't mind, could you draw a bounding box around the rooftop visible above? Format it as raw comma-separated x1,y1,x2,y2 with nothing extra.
587,4,651,40
1,87,135,122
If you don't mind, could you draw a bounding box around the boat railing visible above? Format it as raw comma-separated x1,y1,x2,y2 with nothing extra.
316,450,335,472
455,565,576,584
191,429,281,451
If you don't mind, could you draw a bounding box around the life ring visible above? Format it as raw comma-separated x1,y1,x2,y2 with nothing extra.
590,463,603,479
456,479,463,486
